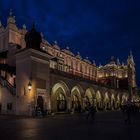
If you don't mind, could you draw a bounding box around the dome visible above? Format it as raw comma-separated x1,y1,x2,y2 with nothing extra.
24,24,42,50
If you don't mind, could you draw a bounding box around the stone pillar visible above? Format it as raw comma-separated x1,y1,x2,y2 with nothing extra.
67,97,71,112
104,101,107,110
82,97,86,111
44,92,51,111
117,79,119,89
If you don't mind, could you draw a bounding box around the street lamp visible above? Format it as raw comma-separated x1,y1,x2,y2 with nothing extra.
28,81,32,91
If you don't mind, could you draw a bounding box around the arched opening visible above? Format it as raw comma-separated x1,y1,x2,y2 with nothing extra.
51,82,69,112
96,91,102,110
85,88,94,108
85,96,91,107
104,92,110,110
37,96,44,112
122,94,128,105
71,86,82,112
56,92,66,112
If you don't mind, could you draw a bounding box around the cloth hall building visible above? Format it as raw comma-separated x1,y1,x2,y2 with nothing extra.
0,11,137,115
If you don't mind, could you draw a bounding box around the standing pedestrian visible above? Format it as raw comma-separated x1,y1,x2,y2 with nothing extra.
87,105,96,121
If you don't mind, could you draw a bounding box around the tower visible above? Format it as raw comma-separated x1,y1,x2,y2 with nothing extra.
15,25,51,115
127,51,136,99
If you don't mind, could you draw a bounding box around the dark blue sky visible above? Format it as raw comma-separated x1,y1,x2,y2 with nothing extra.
0,0,140,85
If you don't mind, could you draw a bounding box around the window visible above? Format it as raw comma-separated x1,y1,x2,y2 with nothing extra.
7,103,12,110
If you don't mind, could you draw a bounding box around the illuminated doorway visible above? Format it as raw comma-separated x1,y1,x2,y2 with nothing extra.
37,96,44,111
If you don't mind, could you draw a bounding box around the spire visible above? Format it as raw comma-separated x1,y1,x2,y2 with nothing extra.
84,56,91,63
9,9,13,16
22,24,26,29
77,52,80,55
110,56,115,64
130,50,132,57
7,9,16,24
99,63,102,67
66,46,69,50
54,40,58,45
128,50,134,64
76,52,82,59
111,56,115,61
117,58,120,65
127,50,136,90
53,40,60,50
128,50,133,58
130,50,134,60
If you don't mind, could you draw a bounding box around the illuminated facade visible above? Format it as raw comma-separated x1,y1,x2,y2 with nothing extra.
0,11,137,115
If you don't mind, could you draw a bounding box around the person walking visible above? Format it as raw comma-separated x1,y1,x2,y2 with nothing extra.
87,105,96,121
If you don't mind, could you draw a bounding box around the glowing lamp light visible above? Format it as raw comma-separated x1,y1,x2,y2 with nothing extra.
28,81,32,91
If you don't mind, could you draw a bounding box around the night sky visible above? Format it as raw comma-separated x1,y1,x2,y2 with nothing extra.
0,0,140,85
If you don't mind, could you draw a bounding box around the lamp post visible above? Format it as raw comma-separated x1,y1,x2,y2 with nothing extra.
28,81,32,91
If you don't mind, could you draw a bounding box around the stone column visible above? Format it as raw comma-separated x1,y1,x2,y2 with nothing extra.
82,97,86,111
67,97,71,112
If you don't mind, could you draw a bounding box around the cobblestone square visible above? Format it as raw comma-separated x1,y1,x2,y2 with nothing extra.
0,111,140,140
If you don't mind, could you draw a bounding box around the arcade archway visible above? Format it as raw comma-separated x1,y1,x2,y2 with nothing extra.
85,88,94,108
96,91,102,110
71,86,82,112
51,82,69,112
122,94,128,105
104,92,110,110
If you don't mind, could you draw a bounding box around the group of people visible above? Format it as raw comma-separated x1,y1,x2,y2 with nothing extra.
30,101,140,125
86,104,97,121
121,102,140,124
34,104,97,120
85,102,140,123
